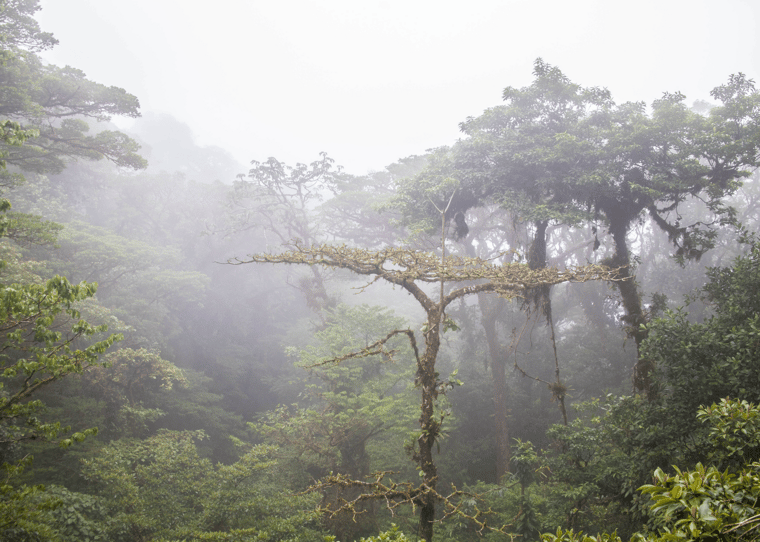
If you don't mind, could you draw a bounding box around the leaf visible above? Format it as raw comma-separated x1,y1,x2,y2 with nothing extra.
697,501,716,522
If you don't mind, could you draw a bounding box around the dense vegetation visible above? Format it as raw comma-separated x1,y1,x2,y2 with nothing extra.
2,2,760,541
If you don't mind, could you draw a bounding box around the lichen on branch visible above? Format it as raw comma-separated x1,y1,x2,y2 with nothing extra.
230,241,618,301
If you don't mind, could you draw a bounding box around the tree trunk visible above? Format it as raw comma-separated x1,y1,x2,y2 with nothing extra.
527,221,569,423
526,220,550,319
416,313,441,542
478,294,511,482
608,217,652,397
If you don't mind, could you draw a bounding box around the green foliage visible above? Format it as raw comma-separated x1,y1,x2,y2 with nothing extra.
0,210,62,248
257,304,417,477
0,275,118,535
3,5,760,542
2,459,108,541
542,527,623,542
322,523,411,542
394,59,760,244
636,398,760,542
0,36,146,179
0,0,147,303
0,119,37,169
47,220,210,348
0,452,58,540
540,398,760,542
697,398,760,469
81,347,186,438
0,0,58,53
34,485,109,542
0,238,47,284
0,276,121,451
256,304,418,540
145,369,249,464
510,440,543,540
0,477,55,541
535,245,760,537
355,524,411,541
81,430,322,542
701,241,760,321
643,245,760,434
544,394,679,536
511,439,540,489
638,462,760,542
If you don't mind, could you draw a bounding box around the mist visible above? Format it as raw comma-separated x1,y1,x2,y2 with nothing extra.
2,1,760,541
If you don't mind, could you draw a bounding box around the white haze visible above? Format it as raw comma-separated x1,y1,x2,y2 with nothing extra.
38,0,759,177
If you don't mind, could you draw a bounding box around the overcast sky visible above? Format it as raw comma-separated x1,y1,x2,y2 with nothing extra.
37,0,760,176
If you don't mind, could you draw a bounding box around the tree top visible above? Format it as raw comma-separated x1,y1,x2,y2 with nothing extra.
231,242,618,301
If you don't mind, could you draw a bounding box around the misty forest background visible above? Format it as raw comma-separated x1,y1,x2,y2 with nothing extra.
3,2,760,542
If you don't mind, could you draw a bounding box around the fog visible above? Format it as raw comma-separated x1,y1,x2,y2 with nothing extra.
38,0,759,175
4,2,760,540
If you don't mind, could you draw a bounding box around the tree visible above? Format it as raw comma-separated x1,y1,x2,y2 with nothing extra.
227,153,344,313
36,220,209,350
256,303,417,540
79,430,322,542
541,243,760,536
0,0,57,53
0,276,121,540
81,347,186,439
454,204,534,482
0,4,149,536
395,59,760,397
542,398,760,542
228,152,340,246
0,0,145,206
232,241,613,541
0,13,126,454
321,154,430,248
641,243,760,446
0,277,121,459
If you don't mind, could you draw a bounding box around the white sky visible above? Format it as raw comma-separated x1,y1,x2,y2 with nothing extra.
37,0,760,176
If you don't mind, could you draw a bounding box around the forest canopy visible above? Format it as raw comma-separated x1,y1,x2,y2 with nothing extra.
1,2,760,542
